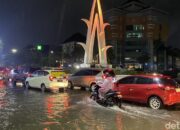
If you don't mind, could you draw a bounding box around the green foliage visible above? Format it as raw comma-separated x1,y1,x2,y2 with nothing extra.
113,69,139,75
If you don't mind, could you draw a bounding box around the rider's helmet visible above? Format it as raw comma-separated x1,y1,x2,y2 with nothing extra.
102,68,115,78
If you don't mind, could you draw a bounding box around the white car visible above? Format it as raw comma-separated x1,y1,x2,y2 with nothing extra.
25,70,68,92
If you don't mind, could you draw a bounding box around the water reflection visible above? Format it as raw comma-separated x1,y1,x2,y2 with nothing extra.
0,83,7,109
0,84,179,130
43,93,70,126
116,113,123,130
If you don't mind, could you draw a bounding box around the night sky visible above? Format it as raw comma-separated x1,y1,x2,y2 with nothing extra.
0,0,179,53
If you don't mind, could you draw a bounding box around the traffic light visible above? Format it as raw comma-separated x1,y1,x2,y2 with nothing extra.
36,44,43,51
35,44,50,56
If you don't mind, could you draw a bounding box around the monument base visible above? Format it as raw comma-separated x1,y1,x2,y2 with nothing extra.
80,63,112,68
80,64,91,68
96,64,112,68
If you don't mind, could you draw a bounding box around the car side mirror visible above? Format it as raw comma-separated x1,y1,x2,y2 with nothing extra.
29,74,35,77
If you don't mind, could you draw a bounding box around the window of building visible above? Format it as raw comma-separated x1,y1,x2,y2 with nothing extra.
134,25,144,31
126,25,134,31
126,32,143,38
126,25,144,31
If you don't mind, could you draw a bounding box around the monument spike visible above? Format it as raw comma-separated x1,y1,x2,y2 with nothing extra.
88,13,99,63
78,0,112,67
97,0,104,31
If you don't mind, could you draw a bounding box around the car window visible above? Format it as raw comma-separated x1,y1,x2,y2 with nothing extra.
29,68,41,73
92,70,101,75
118,77,135,84
73,70,87,76
81,70,91,76
23,69,28,73
158,78,177,86
17,69,23,74
13,69,19,74
22,67,40,73
73,71,81,76
86,70,93,76
37,71,45,76
73,69,100,76
136,77,155,84
44,71,49,76
32,71,38,77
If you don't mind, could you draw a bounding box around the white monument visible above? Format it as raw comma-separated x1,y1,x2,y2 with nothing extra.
78,0,111,67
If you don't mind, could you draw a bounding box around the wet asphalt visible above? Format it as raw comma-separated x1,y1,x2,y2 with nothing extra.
0,81,180,130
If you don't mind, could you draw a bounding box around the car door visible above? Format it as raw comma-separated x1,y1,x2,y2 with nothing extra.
116,76,136,100
71,70,83,86
28,71,38,87
29,71,44,88
129,77,154,102
83,69,100,87
34,71,46,88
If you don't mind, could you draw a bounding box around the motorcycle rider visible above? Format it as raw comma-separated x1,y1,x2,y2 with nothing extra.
98,68,116,99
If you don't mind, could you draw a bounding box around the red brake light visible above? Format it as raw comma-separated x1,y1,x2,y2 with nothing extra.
49,76,54,81
63,76,67,80
28,73,32,77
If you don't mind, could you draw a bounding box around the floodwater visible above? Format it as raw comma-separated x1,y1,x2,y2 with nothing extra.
0,81,180,130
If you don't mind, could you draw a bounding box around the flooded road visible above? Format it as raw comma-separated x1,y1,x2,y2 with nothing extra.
0,81,180,130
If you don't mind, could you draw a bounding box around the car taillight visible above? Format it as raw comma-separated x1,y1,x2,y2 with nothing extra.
27,73,32,77
63,76,67,80
49,76,54,81
9,78,12,82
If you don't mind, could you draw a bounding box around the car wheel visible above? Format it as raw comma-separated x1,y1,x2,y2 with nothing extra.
68,81,74,90
41,84,46,92
116,98,122,108
22,81,26,87
149,96,163,110
90,83,96,92
25,82,30,89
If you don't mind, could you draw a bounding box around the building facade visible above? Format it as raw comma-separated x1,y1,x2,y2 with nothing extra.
104,0,169,71
61,33,85,64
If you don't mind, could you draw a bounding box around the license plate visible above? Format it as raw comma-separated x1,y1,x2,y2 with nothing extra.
176,88,180,92
57,79,63,82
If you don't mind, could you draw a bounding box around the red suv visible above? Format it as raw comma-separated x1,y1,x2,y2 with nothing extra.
113,74,180,109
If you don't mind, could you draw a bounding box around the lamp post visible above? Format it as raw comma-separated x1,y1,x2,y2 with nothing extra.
48,50,54,67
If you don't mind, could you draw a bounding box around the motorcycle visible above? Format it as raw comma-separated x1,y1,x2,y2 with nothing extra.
90,85,122,108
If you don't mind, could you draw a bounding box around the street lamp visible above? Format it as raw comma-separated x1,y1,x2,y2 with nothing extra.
50,50,54,54
11,48,18,54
